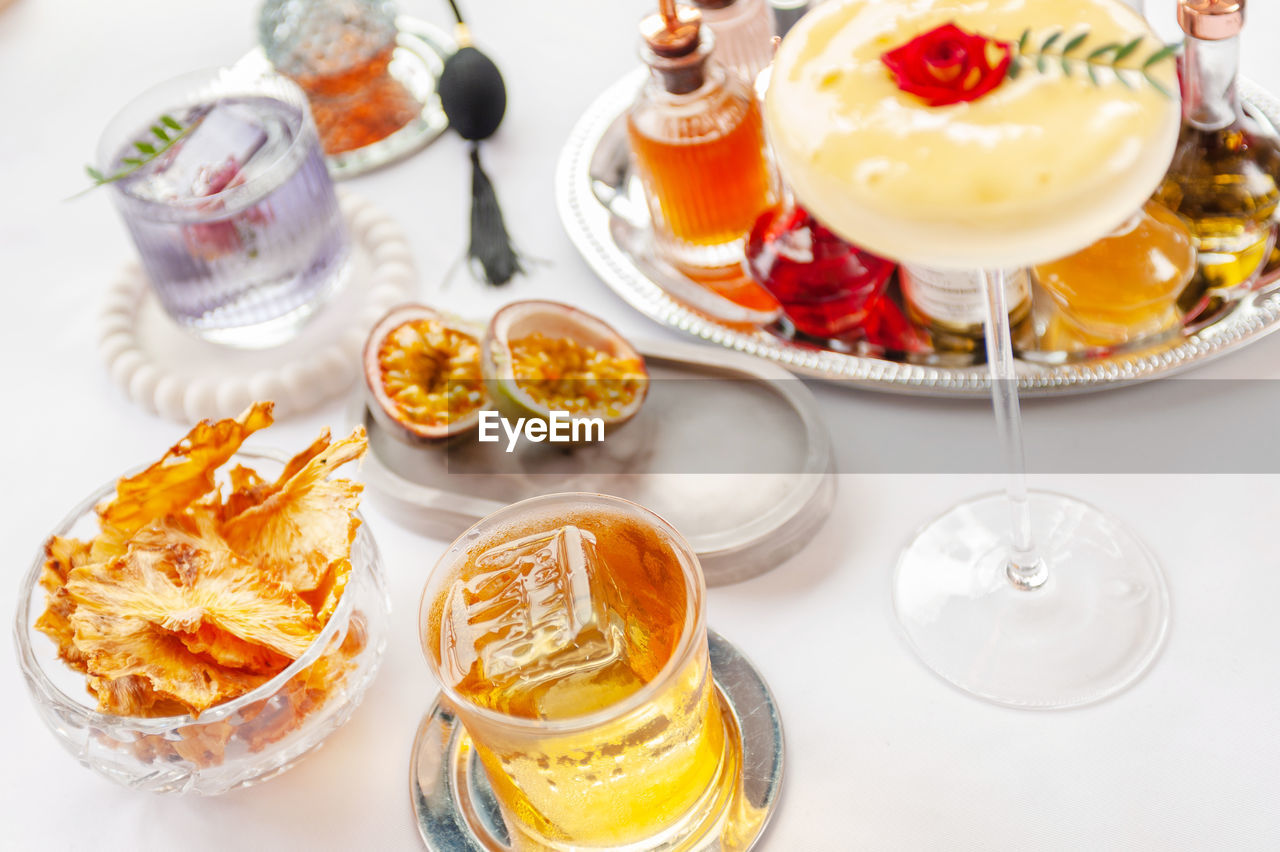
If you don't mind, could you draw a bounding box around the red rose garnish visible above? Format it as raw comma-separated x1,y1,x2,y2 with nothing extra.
881,23,1013,107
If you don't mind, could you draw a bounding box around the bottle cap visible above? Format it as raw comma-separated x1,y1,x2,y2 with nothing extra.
641,2,702,58
1178,0,1244,41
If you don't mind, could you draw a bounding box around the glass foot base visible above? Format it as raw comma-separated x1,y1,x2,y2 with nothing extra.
894,491,1169,709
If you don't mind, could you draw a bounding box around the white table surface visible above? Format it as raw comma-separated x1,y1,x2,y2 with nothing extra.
3,1,1279,849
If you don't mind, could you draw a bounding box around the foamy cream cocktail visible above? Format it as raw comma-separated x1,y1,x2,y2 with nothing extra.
765,0,1180,268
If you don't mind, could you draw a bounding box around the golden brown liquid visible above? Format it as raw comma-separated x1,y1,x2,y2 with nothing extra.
426,508,733,849
290,44,420,154
1034,200,1196,346
1154,121,1280,295
628,94,774,253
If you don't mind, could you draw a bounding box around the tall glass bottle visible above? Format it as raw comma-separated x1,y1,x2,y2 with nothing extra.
627,4,777,277
898,264,1031,351
689,0,775,85
1154,0,1280,297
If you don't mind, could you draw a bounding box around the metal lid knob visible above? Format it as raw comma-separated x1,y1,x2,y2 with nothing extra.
1178,0,1244,41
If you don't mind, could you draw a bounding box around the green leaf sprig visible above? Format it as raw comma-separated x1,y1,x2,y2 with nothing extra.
1006,29,1181,97
75,115,192,197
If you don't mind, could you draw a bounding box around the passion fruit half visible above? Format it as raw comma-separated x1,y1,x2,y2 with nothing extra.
483,300,649,430
363,305,490,444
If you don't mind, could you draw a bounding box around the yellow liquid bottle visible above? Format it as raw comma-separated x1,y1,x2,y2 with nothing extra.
1154,1,1280,300
1034,200,1196,347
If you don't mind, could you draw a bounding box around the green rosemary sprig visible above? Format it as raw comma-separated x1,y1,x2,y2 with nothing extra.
1006,29,1180,97
73,114,192,198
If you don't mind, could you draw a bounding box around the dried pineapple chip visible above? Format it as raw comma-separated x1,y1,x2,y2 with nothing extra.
87,673,188,718
218,464,269,521
222,429,366,593
177,623,292,675
218,431,332,521
300,557,351,625
92,402,274,561
41,535,92,588
37,407,368,728
276,430,336,486
72,611,271,714
68,515,321,661
171,719,237,767
34,536,95,671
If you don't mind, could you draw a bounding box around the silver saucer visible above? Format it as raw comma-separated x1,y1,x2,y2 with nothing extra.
555,69,1280,397
410,630,785,851
237,16,453,180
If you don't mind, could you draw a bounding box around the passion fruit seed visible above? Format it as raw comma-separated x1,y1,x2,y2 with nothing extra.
509,332,647,419
378,320,486,428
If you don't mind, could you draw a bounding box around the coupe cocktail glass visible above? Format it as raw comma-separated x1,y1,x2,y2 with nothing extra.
767,0,1179,708
419,493,740,849
97,68,349,348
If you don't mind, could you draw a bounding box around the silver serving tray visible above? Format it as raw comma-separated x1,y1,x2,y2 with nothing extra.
353,338,836,586
555,69,1280,397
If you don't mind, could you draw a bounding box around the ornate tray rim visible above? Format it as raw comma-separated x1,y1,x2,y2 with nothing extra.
555,68,1280,398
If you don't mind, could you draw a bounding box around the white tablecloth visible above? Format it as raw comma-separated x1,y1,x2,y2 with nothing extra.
2,1,1278,849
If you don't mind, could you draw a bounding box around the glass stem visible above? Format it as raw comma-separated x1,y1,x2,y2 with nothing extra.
981,268,1048,590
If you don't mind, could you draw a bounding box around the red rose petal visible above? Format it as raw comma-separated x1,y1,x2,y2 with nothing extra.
881,22,1013,107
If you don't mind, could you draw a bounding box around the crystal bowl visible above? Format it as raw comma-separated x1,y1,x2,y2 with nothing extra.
13,449,390,795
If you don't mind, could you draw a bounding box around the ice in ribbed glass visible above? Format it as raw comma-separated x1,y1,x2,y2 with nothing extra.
99,71,349,347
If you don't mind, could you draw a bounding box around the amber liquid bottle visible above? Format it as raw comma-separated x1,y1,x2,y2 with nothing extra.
1034,200,1196,348
627,7,777,282
1154,0,1280,303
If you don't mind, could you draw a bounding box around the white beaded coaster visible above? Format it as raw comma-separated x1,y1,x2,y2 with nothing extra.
98,193,415,423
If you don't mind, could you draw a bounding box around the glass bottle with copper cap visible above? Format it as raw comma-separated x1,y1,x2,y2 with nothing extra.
627,1,778,287
1154,0,1280,300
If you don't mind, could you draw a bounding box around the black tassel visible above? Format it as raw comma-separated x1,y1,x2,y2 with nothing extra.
436,1,523,287
467,143,523,285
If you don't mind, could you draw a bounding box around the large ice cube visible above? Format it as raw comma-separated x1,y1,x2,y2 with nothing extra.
441,525,625,692
123,101,269,202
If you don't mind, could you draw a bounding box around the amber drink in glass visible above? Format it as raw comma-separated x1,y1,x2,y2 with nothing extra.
419,493,737,850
